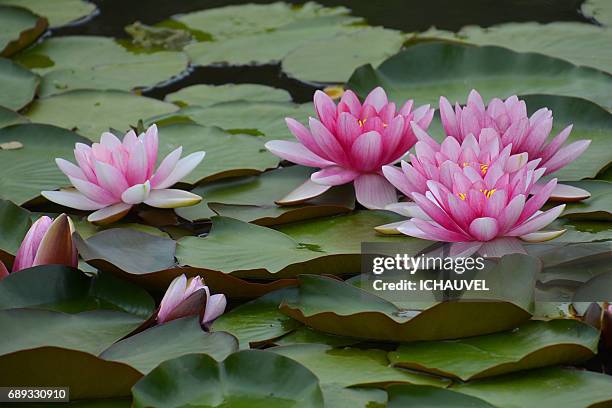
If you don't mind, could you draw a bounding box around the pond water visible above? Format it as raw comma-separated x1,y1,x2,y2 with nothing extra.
49,0,593,103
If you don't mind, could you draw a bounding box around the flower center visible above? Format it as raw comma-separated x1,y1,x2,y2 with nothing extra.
479,188,497,199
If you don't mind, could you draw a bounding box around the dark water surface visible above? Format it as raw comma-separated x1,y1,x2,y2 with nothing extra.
46,0,593,102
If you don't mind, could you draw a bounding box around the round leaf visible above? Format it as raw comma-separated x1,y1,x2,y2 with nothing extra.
0,0,97,27
165,84,291,108
0,57,39,110
0,5,47,57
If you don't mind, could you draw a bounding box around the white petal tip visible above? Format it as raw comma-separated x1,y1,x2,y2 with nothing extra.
374,221,404,235
519,229,566,243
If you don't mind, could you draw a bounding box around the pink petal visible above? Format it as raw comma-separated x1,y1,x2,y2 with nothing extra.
203,293,227,326
32,214,76,269
265,140,333,168
385,202,430,219
153,151,206,190
56,158,86,180
94,161,129,199
336,112,362,148
158,275,188,323
539,125,572,164
439,96,459,137
411,218,467,242
397,219,434,240
68,176,116,205
449,241,483,258
469,217,499,241
497,194,526,234
350,131,383,172
42,190,108,211
411,122,439,150
311,166,359,186
314,90,337,129
508,204,565,236
309,117,348,165
142,124,159,178
382,165,414,197
547,183,591,202
151,147,182,188
87,202,133,225
144,189,202,208
285,117,327,159
440,137,461,162
0,262,8,280
354,174,397,209
540,139,591,175
380,115,406,163
13,216,52,272
363,87,388,112
100,132,122,149
276,179,331,205
467,89,485,115
374,221,406,235
74,143,97,183
518,178,557,224
338,90,361,116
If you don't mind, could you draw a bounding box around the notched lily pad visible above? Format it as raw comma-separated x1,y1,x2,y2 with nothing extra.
280,256,537,341
131,350,325,408
0,5,47,57
388,320,599,381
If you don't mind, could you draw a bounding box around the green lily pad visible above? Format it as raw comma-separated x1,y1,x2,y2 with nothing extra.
176,166,355,225
0,106,28,128
0,123,89,204
0,57,39,110
0,5,47,57
0,0,96,27
131,351,325,408
0,266,155,318
165,84,292,108
101,316,238,374
283,27,407,84
16,36,189,97
522,95,612,181
582,0,612,25
280,256,537,341
417,22,612,78
211,288,301,349
0,347,142,400
76,227,297,297
25,90,178,140
176,212,426,279
573,271,612,302
347,42,612,110
175,2,351,40
552,218,612,242
454,367,612,408
321,384,387,408
149,101,313,140
156,123,278,185
388,320,599,381
387,384,494,408
272,343,449,388
0,199,31,262
560,180,612,220
274,326,360,348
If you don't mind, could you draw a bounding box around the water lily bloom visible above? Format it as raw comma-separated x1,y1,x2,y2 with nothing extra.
42,125,205,224
265,87,435,209
157,274,226,328
439,90,591,201
11,214,77,274
381,127,567,257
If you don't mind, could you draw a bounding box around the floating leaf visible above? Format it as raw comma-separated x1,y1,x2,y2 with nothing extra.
454,367,612,408
0,199,31,261
0,123,89,204
274,326,359,347
131,351,325,408
417,22,612,77
211,288,301,349
149,101,313,140
0,266,155,318
283,27,406,84
176,166,355,225
101,316,238,374
560,180,612,220
0,0,96,27
573,271,612,302
16,36,189,97
388,320,599,381
272,343,449,388
156,123,278,185
0,5,47,57
582,0,612,26
281,257,537,341
321,384,387,408
25,90,178,140
387,384,494,408
0,57,39,110
0,106,28,128
176,212,425,279
165,84,292,108
347,42,612,110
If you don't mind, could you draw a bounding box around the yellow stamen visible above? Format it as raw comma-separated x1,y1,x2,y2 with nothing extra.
462,162,469,168
358,118,367,127
383,122,388,128
479,188,497,199
480,164,489,175
457,192,467,201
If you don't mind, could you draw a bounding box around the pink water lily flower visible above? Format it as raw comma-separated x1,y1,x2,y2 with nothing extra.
440,90,591,201
381,126,567,257
0,214,78,279
42,125,205,225
265,87,435,209
157,274,226,328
